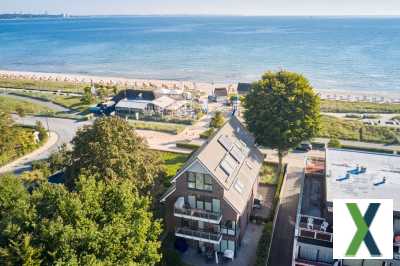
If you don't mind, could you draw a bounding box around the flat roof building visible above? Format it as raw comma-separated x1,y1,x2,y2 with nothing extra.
326,149,400,212
294,149,400,266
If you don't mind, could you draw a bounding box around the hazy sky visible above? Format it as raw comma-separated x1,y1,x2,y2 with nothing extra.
1,0,400,16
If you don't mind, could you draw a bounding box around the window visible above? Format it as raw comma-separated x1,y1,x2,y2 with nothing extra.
187,172,213,191
212,199,220,213
204,175,212,191
196,200,204,209
188,195,196,208
188,172,195,189
224,220,235,235
220,240,228,252
195,173,204,190
205,202,212,212
227,241,235,252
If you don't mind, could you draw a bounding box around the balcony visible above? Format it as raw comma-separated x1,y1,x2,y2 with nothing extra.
174,207,222,224
297,215,333,243
175,227,222,244
174,197,222,224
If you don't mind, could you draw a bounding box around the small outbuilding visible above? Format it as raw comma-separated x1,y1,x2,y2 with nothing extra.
237,83,252,96
213,87,228,103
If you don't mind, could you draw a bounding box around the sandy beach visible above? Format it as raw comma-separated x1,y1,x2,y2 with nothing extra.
1,69,400,103
0,69,232,95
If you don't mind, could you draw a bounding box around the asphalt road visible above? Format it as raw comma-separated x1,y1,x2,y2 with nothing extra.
10,115,91,173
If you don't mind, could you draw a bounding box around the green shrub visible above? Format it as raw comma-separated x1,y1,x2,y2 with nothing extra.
328,138,341,148
254,222,273,266
340,145,394,154
210,111,225,128
160,233,186,266
128,120,186,134
259,162,279,185
176,141,201,150
199,128,215,139
35,121,48,142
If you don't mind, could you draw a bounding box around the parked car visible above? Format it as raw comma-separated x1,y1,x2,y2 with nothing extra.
296,142,313,152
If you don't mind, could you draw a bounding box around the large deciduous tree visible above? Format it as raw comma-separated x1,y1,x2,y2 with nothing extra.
58,116,163,192
244,71,320,175
0,175,162,265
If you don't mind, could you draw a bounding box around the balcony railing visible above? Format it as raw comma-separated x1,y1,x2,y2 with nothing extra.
297,215,333,243
175,227,222,244
174,206,222,224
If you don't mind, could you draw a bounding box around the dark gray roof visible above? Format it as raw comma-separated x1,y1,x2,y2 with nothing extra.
237,83,252,95
113,89,155,102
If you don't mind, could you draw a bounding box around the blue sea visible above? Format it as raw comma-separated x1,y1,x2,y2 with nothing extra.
1,16,400,92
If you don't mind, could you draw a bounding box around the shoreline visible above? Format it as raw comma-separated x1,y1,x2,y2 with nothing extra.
2,69,400,102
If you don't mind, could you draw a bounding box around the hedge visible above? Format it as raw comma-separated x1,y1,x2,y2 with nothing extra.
176,141,201,150
340,145,395,154
254,222,273,266
199,128,215,139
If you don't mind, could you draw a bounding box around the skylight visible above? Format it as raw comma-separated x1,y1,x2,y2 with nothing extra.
230,145,245,162
218,135,233,151
234,180,244,194
220,153,238,176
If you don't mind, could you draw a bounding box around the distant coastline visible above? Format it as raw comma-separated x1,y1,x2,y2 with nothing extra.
1,16,399,93
0,13,68,20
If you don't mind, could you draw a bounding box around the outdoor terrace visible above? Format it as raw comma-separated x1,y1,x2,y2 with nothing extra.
175,227,222,245
174,206,222,224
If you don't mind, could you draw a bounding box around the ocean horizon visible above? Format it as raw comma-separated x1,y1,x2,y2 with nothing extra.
0,15,400,92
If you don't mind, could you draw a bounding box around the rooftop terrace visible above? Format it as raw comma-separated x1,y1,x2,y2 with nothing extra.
326,149,400,212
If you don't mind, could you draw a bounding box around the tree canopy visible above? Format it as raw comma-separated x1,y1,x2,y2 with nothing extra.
54,116,164,192
244,71,320,170
0,112,38,166
0,175,162,266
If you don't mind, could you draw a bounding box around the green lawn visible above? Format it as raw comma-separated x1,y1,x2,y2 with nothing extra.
259,162,279,185
129,120,186,134
9,91,89,112
158,151,189,182
321,100,400,114
0,95,53,115
319,115,400,144
0,77,89,93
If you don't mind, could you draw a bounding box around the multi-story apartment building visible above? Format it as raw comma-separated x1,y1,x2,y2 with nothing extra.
294,148,400,266
161,116,264,261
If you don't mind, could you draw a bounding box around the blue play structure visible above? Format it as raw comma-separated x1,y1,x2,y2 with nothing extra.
337,166,367,181
336,173,350,181
374,177,386,186
347,166,366,175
